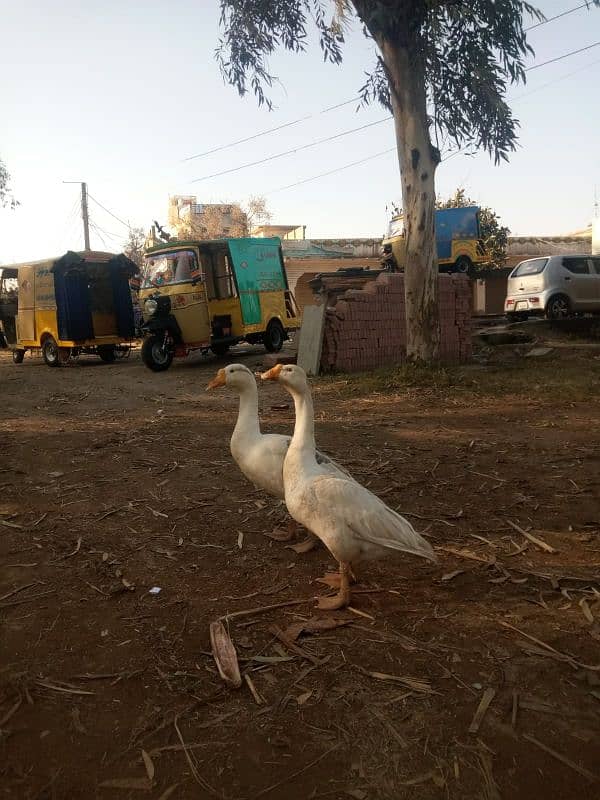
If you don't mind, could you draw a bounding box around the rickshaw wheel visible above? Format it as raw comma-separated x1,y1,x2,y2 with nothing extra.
12,349,25,364
98,345,116,363
42,336,61,367
141,334,174,372
264,320,284,353
210,344,230,358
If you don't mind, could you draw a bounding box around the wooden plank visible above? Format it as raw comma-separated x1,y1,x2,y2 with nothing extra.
297,304,326,377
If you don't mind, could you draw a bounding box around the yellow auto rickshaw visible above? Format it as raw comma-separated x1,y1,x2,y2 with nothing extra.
3,250,138,366
138,237,300,371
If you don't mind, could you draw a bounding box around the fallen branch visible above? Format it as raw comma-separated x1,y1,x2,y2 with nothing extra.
173,714,221,797
506,520,557,554
0,582,39,603
1,590,55,609
36,680,94,696
499,620,600,671
217,598,311,624
0,696,22,728
269,625,324,666
251,744,339,799
523,734,597,782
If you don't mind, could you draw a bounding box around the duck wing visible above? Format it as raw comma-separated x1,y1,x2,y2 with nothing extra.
315,449,355,481
309,476,437,562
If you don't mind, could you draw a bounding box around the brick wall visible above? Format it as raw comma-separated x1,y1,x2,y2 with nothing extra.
320,272,472,372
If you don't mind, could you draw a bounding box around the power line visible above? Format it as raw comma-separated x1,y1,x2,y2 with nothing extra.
265,148,396,195
525,2,593,31
191,116,391,183
183,96,359,162
87,193,131,230
262,45,600,197
512,56,600,100
526,40,600,71
90,219,124,248
188,44,598,186
181,5,597,167
89,221,110,250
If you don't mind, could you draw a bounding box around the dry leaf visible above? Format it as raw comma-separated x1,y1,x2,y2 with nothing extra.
265,527,293,542
286,537,317,554
157,785,179,800
284,616,352,642
361,669,434,694
580,598,594,624
297,690,313,705
141,750,155,783
237,530,244,549
442,570,465,582
99,777,152,790
209,621,242,688
71,707,87,734
400,771,436,787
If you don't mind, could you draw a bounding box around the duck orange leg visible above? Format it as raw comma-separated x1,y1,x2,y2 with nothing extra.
316,562,351,610
316,564,357,589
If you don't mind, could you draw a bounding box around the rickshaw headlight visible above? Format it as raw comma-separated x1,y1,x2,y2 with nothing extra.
145,298,158,316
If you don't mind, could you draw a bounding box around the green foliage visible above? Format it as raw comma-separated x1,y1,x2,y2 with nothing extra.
436,188,510,268
215,1,561,163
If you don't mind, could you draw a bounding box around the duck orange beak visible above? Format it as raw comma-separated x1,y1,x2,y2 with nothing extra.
206,368,226,390
260,364,283,382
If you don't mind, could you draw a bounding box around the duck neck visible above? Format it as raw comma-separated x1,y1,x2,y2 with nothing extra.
232,382,261,445
289,384,316,456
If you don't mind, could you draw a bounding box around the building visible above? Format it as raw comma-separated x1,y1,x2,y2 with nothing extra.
251,224,306,240
168,195,247,239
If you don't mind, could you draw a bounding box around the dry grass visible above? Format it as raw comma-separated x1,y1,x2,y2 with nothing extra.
320,353,600,402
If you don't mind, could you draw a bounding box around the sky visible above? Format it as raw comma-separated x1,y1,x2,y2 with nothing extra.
0,0,599,263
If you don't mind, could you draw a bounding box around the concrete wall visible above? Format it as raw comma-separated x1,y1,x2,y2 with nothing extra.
320,273,471,372
507,236,591,257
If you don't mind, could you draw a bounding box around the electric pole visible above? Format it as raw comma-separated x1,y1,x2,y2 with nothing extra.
81,182,90,251
63,180,91,251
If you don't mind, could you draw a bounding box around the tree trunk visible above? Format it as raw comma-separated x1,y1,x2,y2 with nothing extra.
380,40,440,363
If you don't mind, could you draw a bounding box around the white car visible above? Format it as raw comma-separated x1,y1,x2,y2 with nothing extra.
505,255,600,320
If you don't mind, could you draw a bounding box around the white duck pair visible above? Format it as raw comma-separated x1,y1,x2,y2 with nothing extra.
208,363,436,609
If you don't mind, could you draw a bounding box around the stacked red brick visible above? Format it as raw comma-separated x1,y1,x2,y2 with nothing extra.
320,273,471,372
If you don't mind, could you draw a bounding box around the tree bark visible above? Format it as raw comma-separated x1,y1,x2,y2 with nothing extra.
379,39,440,363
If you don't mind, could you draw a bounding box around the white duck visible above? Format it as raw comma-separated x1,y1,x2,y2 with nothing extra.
261,364,437,609
207,364,352,547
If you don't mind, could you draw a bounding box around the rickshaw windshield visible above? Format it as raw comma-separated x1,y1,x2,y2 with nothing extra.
142,250,200,288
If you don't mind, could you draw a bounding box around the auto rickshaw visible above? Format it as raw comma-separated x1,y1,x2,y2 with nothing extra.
2,250,137,366
138,237,300,371
0,267,18,349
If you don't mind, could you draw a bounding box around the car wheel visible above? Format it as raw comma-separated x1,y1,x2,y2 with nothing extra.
264,320,284,353
141,334,174,372
546,294,570,321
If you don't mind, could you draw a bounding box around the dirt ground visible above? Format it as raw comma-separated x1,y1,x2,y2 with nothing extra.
1,342,599,800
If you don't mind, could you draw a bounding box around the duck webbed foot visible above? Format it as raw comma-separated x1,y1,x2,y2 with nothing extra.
315,562,351,610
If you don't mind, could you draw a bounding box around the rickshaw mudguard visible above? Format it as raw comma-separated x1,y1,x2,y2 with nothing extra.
142,314,183,345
